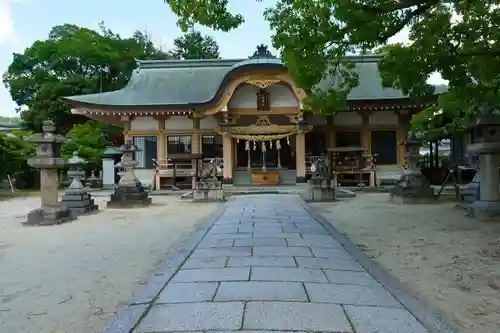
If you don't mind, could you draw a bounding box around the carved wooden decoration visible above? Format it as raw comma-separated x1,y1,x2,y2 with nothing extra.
257,88,270,111
256,116,272,126
247,79,280,89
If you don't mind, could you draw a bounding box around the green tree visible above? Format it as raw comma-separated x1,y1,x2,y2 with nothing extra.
164,0,499,137
171,30,220,59
0,132,35,181
61,121,110,170
2,23,169,134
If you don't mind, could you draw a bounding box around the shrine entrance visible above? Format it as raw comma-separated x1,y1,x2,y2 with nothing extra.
236,137,294,169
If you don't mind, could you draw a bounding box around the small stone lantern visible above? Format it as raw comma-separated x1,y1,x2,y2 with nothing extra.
107,140,152,208
388,131,435,203
465,107,500,218
60,152,99,216
24,120,75,225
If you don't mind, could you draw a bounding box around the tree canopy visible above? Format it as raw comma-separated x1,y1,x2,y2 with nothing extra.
2,24,221,134
164,0,500,138
0,131,35,181
172,30,220,59
61,121,110,170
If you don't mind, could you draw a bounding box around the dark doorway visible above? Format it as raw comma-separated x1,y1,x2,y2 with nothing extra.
371,130,397,165
236,139,293,169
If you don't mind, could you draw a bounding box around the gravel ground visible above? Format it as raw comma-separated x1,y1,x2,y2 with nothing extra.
311,193,500,333
0,194,218,333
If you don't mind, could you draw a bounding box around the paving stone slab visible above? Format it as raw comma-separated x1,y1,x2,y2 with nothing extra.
156,282,218,303
172,267,250,282
253,246,313,257
190,247,252,258
305,283,402,307
251,267,328,283
135,302,244,332
282,227,328,235
214,281,308,301
198,238,235,248
238,226,284,233
252,232,301,239
243,301,353,332
296,257,364,271
286,238,343,249
226,256,297,268
181,257,228,269
345,305,429,333
310,247,353,258
205,233,253,239
325,270,382,286
234,238,287,247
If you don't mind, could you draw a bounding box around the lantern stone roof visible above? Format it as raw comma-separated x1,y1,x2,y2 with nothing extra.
63,45,446,110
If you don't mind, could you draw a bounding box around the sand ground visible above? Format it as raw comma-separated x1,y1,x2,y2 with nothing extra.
311,193,500,333
0,194,218,333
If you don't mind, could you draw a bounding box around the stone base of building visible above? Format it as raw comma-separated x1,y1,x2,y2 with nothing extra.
388,169,436,204
61,190,99,216
464,200,500,220
193,181,226,202
107,181,152,208
24,205,75,226
307,178,336,201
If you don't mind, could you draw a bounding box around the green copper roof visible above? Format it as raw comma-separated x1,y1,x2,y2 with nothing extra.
63,47,438,109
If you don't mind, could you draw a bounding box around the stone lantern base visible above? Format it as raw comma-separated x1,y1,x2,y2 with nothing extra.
61,189,99,216
24,205,75,226
465,200,500,220
389,169,436,204
308,177,336,201
107,180,152,208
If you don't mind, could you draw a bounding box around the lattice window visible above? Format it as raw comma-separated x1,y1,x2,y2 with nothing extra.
202,135,222,158
167,135,192,154
133,136,157,168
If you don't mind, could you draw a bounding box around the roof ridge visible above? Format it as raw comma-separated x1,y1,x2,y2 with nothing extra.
136,58,243,69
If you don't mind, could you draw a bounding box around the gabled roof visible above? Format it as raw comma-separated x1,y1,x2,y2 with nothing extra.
63,46,439,109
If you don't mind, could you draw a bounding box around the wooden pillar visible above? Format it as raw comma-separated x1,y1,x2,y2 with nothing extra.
295,132,306,182
326,115,335,149
397,111,410,166
122,115,131,141
222,134,233,182
361,113,370,154
154,116,167,190
192,117,201,155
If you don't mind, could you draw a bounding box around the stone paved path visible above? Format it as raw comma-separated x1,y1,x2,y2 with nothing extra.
132,195,428,333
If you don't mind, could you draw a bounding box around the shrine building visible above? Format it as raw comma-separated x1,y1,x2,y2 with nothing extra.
64,45,433,188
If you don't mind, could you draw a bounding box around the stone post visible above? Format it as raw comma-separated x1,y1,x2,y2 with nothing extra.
388,131,435,203
24,120,75,226
107,140,152,208
60,152,98,215
465,107,500,218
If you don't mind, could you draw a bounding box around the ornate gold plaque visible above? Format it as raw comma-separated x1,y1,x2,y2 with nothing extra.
246,79,281,89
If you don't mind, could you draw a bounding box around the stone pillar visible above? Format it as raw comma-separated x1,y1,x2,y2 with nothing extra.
479,154,500,201
465,108,500,218
25,120,75,226
102,157,116,189
295,132,306,182
222,134,233,184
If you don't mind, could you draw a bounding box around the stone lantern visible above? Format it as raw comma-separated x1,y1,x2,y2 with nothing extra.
107,140,152,208
389,131,435,203
24,120,75,226
60,152,99,216
465,107,500,218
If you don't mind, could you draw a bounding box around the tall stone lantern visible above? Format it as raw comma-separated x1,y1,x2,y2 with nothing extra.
24,120,75,226
107,140,152,208
389,131,435,203
465,107,500,218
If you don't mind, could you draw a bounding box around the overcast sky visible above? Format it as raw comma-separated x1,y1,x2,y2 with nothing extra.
0,0,442,117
